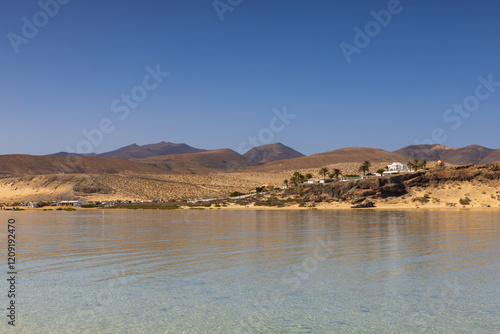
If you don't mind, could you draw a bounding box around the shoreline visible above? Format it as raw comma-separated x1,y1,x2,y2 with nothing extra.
2,204,499,212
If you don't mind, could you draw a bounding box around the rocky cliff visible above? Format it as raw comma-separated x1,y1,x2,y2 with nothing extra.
303,163,500,205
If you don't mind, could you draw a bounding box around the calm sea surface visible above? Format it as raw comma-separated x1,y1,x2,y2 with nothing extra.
1,209,500,333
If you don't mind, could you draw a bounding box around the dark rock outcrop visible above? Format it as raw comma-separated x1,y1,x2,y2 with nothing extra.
351,201,375,208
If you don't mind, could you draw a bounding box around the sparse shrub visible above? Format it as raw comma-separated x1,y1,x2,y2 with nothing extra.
412,197,429,204
230,191,244,197
459,197,471,205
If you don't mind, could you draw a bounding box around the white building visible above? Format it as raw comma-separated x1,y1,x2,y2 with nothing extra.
384,162,407,174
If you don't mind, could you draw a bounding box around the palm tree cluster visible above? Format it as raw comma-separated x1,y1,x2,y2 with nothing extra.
283,167,343,187
406,159,428,172
320,167,343,181
289,171,305,186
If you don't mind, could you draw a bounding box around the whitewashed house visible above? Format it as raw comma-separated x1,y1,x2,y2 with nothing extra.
384,162,407,174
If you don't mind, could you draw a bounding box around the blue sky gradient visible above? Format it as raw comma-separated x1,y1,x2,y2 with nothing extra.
2,0,500,156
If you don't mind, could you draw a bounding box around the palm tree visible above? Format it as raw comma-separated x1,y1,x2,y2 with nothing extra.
358,161,371,176
376,168,385,176
332,168,341,181
421,160,428,169
412,159,420,171
290,176,298,186
359,164,369,176
283,179,288,187
319,167,329,179
305,173,313,180
407,161,414,172
292,171,305,185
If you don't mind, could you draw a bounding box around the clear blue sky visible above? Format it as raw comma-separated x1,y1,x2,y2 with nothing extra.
2,0,500,156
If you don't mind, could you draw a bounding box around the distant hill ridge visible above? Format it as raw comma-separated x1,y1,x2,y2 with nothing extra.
49,141,206,159
137,148,258,172
396,144,500,165
110,141,207,159
0,155,169,178
12,142,500,177
243,143,305,164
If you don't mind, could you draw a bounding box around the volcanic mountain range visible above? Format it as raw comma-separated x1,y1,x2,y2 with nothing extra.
0,142,499,177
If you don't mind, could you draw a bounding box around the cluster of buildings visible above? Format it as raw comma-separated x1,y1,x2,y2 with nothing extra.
383,160,445,175
19,200,86,208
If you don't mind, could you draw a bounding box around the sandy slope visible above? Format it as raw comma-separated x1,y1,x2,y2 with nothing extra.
0,161,477,206
0,161,401,202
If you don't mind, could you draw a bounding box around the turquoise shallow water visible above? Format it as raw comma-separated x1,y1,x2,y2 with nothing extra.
2,209,500,333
